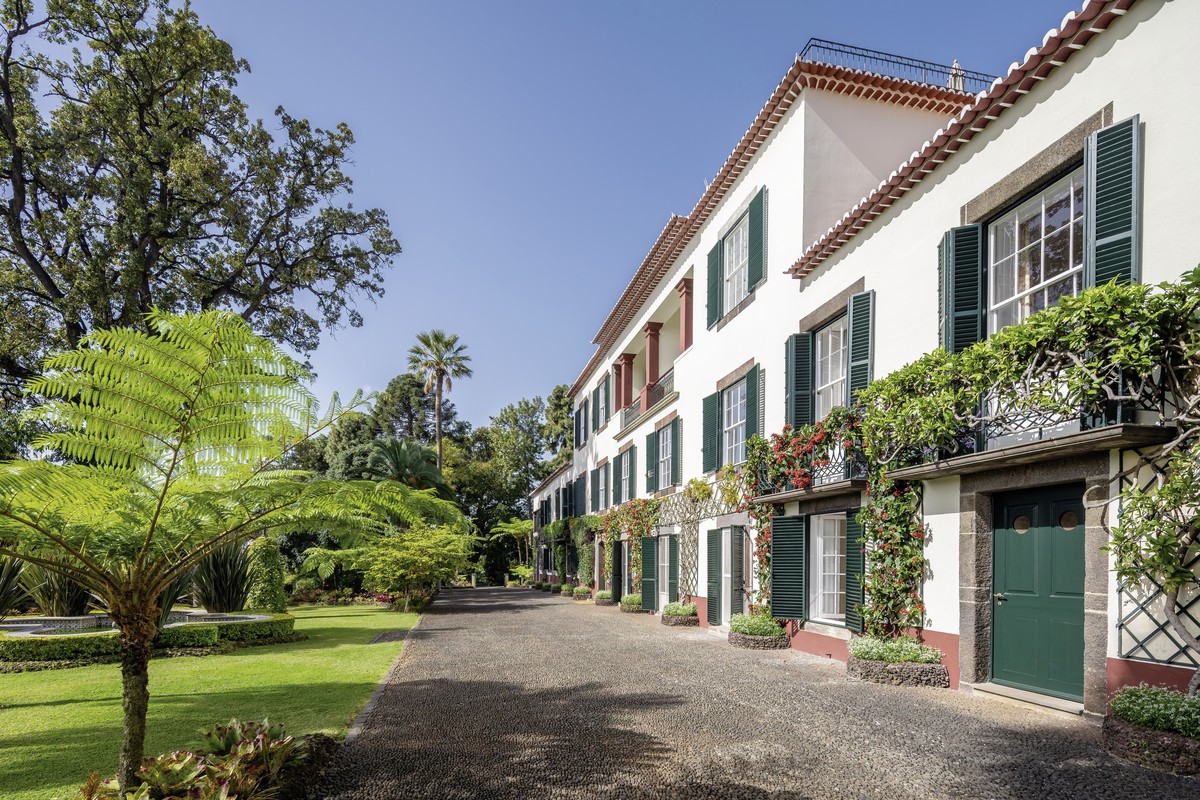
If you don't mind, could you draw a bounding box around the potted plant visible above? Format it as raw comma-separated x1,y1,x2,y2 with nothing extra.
594,590,615,607
728,613,789,649
660,601,699,627
619,593,647,614
1103,684,1200,775
572,586,592,601
846,635,948,688
549,583,562,594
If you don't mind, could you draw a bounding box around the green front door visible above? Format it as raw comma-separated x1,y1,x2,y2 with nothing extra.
992,484,1085,701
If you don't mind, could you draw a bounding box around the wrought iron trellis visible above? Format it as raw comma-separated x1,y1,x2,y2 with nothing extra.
1114,447,1200,667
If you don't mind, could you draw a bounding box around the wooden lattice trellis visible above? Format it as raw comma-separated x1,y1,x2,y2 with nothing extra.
654,480,739,601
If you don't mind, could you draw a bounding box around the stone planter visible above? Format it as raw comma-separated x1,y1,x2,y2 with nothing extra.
1103,714,1200,776
572,593,593,601
846,656,949,688
728,631,790,650
594,598,616,606
619,604,650,614
661,614,699,627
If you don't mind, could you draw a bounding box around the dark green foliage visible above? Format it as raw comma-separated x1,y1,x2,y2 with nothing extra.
1111,685,1200,739
247,537,289,614
663,602,697,617
594,591,612,601
0,631,120,662
0,556,25,621
549,583,562,594
572,586,591,597
194,544,254,614
156,571,194,630
21,564,92,616
214,614,295,642
619,593,642,608
154,625,219,649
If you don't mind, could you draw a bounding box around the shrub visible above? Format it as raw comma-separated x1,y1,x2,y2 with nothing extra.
663,602,697,617
0,556,26,622
847,635,942,664
0,630,120,662
194,542,253,613
289,588,322,604
619,593,642,608
505,580,520,587
594,590,612,600
573,586,591,597
730,613,785,637
1111,684,1200,739
155,624,219,649
549,583,562,594
246,536,289,614
531,581,543,590
21,563,93,616
213,613,295,642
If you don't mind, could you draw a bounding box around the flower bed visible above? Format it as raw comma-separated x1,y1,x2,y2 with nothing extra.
619,593,648,614
728,613,789,649
1104,714,1200,776
661,602,698,627
846,656,949,688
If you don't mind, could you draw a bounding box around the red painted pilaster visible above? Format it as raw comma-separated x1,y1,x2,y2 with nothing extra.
641,322,663,412
618,353,635,412
676,278,693,352
612,362,624,410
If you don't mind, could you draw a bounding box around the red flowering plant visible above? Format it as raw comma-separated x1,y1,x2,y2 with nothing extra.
857,476,928,635
597,499,661,589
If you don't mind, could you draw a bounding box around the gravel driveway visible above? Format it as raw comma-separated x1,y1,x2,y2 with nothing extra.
320,587,1192,799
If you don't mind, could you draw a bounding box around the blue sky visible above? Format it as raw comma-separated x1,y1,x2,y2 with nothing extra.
197,0,1080,428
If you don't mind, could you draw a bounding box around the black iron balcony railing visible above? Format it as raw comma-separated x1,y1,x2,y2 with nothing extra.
646,368,674,410
620,400,641,431
798,38,998,95
755,444,868,498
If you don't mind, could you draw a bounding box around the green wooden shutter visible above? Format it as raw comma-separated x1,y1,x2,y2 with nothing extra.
581,400,589,443
731,526,744,616
573,408,580,449
574,477,585,518
670,418,682,486
845,509,865,633
706,243,722,328
702,392,720,473
784,333,813,427
591,387,600,431
628,445,637,500
706,529,722,625
645,431,659,494
641,536,658,611
846,290,875,404
748,188,766,290
604,373,612,422
590,469,598,513
668,534,679,603
937,238,946,350
943,224,985,353
1085,115,1141,287
612,453,623,506
745,364,760,441
770,515,806,620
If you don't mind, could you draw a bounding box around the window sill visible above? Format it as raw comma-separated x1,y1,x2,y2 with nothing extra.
712,284,760,333
615,391,679,441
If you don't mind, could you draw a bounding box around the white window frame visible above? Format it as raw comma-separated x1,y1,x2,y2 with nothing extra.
723,215,750,313
814,316,848,421
988,167,1085,334
809,513,847,623
597,381,607,423
723,379,747,466
657,425,673,489
597,466,607,510
721,528,733,625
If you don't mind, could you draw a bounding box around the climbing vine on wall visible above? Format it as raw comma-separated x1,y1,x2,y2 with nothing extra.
597,498,661,589
570,514,601,586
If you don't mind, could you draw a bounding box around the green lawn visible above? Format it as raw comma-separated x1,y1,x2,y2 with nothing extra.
0,604,416,800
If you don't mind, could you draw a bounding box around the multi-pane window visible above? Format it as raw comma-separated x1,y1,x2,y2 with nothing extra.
597,466,607,510
810,514,846,622
620,453,631,503
723,379,747,466
597,381,607,423
723,215,750,312
988,168,1085,334
657,425,673,489
814,317,847,420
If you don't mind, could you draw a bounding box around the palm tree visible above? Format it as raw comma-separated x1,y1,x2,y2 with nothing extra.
407,330,473,472
364,438,448,495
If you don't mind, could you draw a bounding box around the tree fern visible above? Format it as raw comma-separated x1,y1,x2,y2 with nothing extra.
0,310,466,788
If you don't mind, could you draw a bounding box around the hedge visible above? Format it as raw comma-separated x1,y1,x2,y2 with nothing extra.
155,624,220,648
0,613,294,662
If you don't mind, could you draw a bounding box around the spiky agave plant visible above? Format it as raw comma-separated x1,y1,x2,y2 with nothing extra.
0,310,466,790
0,555,24,621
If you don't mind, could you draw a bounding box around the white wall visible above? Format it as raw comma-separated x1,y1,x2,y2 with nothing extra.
921,477,961,636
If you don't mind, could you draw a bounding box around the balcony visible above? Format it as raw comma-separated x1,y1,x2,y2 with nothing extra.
798,38,997,95
752,443,869,502
618,369,677,436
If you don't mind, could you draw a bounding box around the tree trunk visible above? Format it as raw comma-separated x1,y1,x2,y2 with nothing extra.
110,597,160,791
1164,586,1200,696
434,376,443,472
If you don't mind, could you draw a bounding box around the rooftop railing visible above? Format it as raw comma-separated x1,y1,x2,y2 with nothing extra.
798,38,998,95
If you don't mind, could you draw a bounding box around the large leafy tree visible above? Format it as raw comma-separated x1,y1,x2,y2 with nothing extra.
407,330,473,472
372,372,464,444
0,310,445,790
0,0,399,406
543,383,574,471
489,396,549,515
